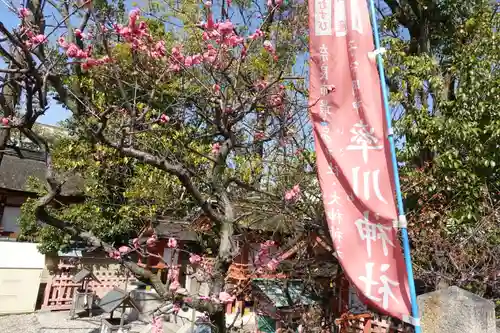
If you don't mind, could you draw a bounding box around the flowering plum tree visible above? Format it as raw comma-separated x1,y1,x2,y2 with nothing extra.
0,0,325,331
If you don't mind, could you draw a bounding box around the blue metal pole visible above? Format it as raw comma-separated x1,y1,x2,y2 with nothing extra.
366,0,421,331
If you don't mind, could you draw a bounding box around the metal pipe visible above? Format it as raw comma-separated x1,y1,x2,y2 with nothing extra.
365,0,421,331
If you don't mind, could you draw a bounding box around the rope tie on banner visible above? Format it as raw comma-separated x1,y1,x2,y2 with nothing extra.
402,314,421,327
368,47,386,61
392,214,408,229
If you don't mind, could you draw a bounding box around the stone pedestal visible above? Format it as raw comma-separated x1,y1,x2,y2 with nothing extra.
70,290,95,319
100,318,131,333
418,286,496,333
127,290,166,322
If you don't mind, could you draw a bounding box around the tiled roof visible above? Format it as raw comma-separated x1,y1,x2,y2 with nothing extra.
0,149,83,196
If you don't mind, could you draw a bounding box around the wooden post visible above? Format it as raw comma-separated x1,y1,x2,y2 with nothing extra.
236,301,244,316
0,194,6,234
363,318,371,333
226,301,233,314
119,271,129,328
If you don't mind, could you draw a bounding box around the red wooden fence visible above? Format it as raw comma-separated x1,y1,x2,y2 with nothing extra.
337,313,413,333
42,270,136,311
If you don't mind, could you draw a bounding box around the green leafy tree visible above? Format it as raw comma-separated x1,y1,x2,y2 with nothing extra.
380,0,500,302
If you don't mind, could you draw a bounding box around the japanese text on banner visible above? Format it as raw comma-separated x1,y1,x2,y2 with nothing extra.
308,0,411,318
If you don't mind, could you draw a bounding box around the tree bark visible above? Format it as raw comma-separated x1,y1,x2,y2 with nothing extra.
210,309,226,333
0,50,22,165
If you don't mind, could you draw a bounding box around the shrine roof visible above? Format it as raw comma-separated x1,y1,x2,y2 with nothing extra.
252,278,319,308
0,148,83,196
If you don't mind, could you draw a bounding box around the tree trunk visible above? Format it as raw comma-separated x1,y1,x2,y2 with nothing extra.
0,52,22,165
0,128,11,165
210,309,226,333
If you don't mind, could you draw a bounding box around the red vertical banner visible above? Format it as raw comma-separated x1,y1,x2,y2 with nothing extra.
308,0,412,319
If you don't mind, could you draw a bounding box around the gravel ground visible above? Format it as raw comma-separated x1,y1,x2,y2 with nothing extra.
0,311,150,333
0,310,255,333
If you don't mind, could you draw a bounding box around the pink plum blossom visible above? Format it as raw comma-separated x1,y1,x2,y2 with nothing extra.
168,46,185,72
64,43,91,59
118,246,131,254
146,234,158,246
255,240,275,267
267,258,280,271
167,237,178,248
212,142,221,154
255,80,268,90
267,0,283,7
263,40,277,59
129,8,140,23
284,184,301,202
248,29,264,40
218,291,235,303
218,21,234,35
213,83,221,94
169,280,180,291
108,250,121,259
132,238,140,248
18,7,31,18
261,240,275,249
151,315,163,333
189,254,202,264
1,118,8,126
27,34,47,48
159,114,170,123
151,41,166,58
254,131,265,140
227,35,244,47
184,56,193,67
74,29,83,39
81,56,112,70
202,45,217,63
57,36,68,49
168,266,180,282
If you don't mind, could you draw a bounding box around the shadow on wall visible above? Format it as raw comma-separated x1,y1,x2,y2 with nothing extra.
35,282,47,310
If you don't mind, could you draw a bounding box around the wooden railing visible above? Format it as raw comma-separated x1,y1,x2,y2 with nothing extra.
336,313,413,333
42,271,135,311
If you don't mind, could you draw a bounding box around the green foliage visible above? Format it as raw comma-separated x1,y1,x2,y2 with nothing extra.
16,0,314,280
383,0,500,298
18,198,70,254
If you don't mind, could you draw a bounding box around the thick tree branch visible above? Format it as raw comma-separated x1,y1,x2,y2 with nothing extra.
96,134,224,224
31,133,225,313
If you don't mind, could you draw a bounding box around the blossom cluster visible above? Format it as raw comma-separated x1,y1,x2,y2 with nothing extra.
17,1,277,72
254,240,274,267
168,265,181,291
107,234,177,259
285,184,301,201
151,315,163,333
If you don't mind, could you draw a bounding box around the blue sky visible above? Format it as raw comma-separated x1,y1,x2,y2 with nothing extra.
0,4,71,126
0,1,401,127
0,0,277,126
